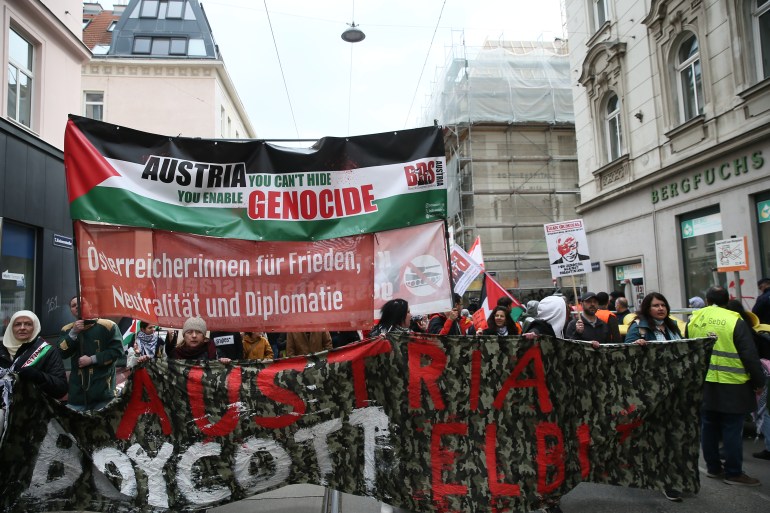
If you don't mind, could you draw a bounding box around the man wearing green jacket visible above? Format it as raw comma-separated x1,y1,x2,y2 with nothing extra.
58,296,123,411
687,286,765,486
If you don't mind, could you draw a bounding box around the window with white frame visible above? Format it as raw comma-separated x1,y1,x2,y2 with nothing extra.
754,0,770,80
675,32,704,122
84,92,104,121
605,93,622,162
594,0,609,30
7,27,34,128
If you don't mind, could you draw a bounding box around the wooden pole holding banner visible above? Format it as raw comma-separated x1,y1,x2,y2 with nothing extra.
733,271,743,304
571,275,579,316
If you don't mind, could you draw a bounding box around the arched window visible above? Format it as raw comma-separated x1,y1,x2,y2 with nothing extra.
605,93,622,161
753,0,770,80
675,33,704,122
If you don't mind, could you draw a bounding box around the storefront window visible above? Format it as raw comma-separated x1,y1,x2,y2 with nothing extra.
756,193,770,278
680,208,725,300
0,220,36,333
612,262,644,311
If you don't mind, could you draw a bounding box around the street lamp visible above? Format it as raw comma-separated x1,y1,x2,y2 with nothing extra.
341,22,365,43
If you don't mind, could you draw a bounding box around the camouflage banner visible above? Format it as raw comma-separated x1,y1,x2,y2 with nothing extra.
0,334,711,513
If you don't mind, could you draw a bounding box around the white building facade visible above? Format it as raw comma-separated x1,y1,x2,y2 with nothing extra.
565,0,770,309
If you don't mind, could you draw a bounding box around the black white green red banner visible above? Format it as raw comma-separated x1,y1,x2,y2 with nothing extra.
0,334,710,512
64,116,447,242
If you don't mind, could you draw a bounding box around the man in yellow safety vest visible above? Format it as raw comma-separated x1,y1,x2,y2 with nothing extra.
687,286,765,486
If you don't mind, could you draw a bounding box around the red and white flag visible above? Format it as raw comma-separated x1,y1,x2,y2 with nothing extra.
468,236,485,270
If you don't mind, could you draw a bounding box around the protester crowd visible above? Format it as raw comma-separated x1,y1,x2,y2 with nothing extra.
1,276,770,512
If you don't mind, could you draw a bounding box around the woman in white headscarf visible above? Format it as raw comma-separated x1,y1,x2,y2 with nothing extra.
523,295,569,338
1,310,67,398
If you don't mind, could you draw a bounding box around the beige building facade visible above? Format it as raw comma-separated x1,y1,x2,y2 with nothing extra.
0,0,91,334
81,1,254,139
565,0,770,309
2,0,90,148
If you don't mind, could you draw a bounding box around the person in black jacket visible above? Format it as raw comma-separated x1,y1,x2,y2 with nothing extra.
428,293,463,335
1,310,67,398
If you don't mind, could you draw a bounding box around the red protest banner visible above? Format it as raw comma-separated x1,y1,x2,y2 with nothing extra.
76,221,374,331
76,220,451,331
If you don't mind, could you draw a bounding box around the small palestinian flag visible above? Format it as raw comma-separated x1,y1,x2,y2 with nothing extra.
121,318,141,350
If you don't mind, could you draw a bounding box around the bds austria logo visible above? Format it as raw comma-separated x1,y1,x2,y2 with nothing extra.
403,159,443,188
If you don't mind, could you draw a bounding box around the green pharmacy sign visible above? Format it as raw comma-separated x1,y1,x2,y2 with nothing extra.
757,200,770,223
680,213,722,239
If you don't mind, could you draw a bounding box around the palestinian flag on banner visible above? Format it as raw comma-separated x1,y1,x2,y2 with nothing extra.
121,318,141,350
63,115,447,242
471,272,524,330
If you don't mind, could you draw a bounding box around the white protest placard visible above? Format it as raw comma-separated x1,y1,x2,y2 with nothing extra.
715,237,749,272
544,219,592,279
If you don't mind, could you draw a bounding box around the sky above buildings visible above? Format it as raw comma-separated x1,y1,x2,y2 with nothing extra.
101,0,566,141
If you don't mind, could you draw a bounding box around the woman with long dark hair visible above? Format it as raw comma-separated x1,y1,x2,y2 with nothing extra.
625,292,682,345
481,306,520,336
624,291,685,502
370,298,411,337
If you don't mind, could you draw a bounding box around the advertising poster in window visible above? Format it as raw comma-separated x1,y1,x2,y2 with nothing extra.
544,219,592,279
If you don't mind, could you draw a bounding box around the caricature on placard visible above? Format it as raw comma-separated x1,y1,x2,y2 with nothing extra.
545,219,592,278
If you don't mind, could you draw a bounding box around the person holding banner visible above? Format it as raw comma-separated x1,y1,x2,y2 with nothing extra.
242,332,274,360
409,315,429,333
58,296,123,411
621,293,686,502
625,293,682,346
127,322,165,368
480,306,519,336
523,295,570,339
1,310,67,399
169,317,232,364
428,293,464,335
565,292,611,348
370,298,412,337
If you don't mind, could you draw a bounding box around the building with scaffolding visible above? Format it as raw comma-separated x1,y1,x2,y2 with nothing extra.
423,39,580,301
